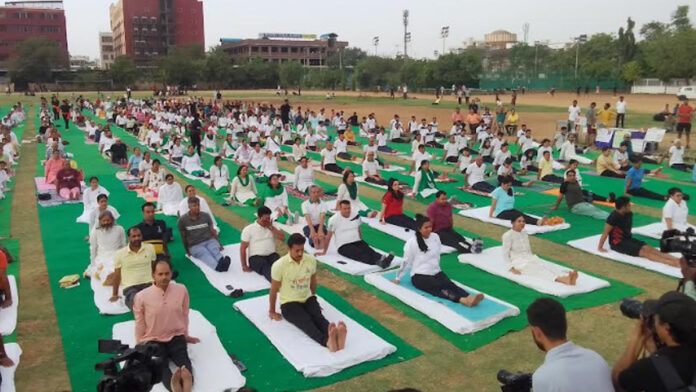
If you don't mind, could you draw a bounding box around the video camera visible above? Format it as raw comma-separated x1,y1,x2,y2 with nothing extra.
95,339,164,392
497,370,532,392
661,228,696,267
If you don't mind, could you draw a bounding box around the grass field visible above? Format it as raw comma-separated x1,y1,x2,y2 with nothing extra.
5,89,691,392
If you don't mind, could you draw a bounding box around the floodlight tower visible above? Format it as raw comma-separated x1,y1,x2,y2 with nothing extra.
441,26,449,55
403,9,409,59
373,36,379,56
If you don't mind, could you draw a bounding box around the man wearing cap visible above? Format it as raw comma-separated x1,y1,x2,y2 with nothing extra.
613,291,696,392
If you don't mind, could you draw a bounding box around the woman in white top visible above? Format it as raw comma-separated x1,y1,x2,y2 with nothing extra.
168,138,185,165
669,139,692,172
393,215,484,307
142,159,166,195
220,134,237,158
138,152,152,179
291,137,306,162
259,150,283,180
78,176,109,223
157,174,183,215
181,145,206,177
202,131,217,152
229,165,258,206
335,170,374,216
248,144,266,170
293,157,316,194
663,187,690,231
260,174,293,224
88,194,121,235
412,160,440,199
87,210,126,283
502,214,578,285
209,156,230,193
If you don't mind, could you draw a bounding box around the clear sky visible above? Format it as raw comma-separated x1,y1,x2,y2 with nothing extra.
61,0,695,59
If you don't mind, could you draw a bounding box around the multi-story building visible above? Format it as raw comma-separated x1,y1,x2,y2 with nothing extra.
0,0,68,64
109,0,204,66
98,31,115,69
69,55,96,70
484,30,517,50
220,33,348,67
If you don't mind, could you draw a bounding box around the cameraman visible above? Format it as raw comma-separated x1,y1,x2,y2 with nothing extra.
613,291,696,392
527,298,614,392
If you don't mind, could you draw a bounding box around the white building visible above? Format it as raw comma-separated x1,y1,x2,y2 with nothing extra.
98,31,115,69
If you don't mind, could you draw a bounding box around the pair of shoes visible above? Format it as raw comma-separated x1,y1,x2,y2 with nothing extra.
216,256,231,272
378,252,395,269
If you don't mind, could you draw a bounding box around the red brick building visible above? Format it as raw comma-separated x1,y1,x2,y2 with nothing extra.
0,1,68,64
109,0,204,66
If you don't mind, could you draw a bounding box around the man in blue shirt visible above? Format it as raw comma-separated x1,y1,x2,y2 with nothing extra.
528,298,614,392
625,158,670,201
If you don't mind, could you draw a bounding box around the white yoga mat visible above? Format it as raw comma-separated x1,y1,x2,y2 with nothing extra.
90,269,129,315
361,217,456,253
633,222,695,240
0,277,18,335
234,295,396,378
355,176,388,190
380,165,406,172
0,343,21,392
113,310,247,392
364,271,520,334
187,243,270,295
182,172,212,186
567,235,681,278
458,247,610,297
457,207,570,235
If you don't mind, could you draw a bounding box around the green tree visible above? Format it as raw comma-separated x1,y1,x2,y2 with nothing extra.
160,45,204,87
618,18,637,63
620,61,643,84
672,5,692,32
354,56,402,89
278,61,304,88
109,55,138,88
640,21,670,40
327,47,367,69
204,46,232,89
431,49,483,87
8,37,64,85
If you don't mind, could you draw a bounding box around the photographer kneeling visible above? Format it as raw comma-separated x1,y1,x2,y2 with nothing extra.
613,291,696,392
528,298,614,392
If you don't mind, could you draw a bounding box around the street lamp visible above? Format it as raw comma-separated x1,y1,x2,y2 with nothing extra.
372,36,379,56
440,26,449,55
534,40,540,76
574,34,587,79
403,9,409,59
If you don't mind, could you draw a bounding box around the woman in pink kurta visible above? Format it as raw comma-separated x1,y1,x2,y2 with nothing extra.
44,149,66,185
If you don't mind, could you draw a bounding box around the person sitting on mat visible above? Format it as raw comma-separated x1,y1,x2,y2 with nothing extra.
663,187,689,231
142,159,165,196
158,174,183,214
409,144,435,175
290,137,307,163
490,176,547,225
552,170,611,220
362,151,388,186
624,158,680,202
110,138,128,165
302,186,329,249
209,156,230,194
127,147,143,176
454,147,473,174
411,160,440,199
177,186,218,232
503,214,579,285
376,127,396,153
426,191,476,253
89,194,121,235
234,139,252,167
137,202,172,259
492,143,512,172
269,233,347,352
464,156,495,194
336,170,376,217
667,139,692,172
320,200,394,268
294,157,316,194
169,138,185,165
334,133,355,161
260,174,294,224
613,143,631,172
220,134,237,159
247,143,266,171
259,150,283,182
479,139,494,163
55,160,83,201
497,158,534,187
81,176,109,219
379,178,417,230
44,148,65,185
181,145,206,177
389,121,409,143
178,197,230,272
440,135,461,164
110,227,155,308
133,259,198,392
393,214,484,307
227,166,257,207
320,141,344,174
564,159,613,203
596,147,625,178
88,210,126,285
241,206,284,281
537,150,564,183
598,196,681,267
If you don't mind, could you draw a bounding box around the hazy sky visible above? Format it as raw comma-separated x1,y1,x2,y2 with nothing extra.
61,0,695,59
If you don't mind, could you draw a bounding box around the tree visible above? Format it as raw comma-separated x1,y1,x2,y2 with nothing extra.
160,45,204,87
431,49,483,87
204,46,232,89
618,18,637,63
620,61,643,84
8,37,64,85
672,5,692,32
110,55,138,88
327,47,367,69
354,56,402,89
640,21,670,40
278,61,304,88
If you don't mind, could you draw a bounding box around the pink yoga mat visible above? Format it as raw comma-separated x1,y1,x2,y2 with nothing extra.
35,177,54,192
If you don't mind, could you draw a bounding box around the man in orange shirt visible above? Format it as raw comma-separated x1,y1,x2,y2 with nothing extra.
451,107,465,124
677,100,694,148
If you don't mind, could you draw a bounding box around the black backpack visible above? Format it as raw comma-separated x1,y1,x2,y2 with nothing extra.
652,355,696,392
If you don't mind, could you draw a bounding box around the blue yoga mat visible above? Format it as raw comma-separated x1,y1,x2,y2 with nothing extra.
382,270,513,322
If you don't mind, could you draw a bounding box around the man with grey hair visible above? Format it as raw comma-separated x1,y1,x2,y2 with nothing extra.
177,197,229,272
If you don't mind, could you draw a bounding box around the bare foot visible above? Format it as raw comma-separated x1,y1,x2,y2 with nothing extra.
368,210,378,218
537,217,548,226
326,323,338,352
461,293,484,307
569,270,579,285
181,366,193,392
509,267,522,275
336,321,347,351
170,367,183,392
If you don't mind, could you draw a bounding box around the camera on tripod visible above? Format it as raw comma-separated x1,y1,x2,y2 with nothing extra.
661,228,696,267
497,369,532,392
96,339,164,392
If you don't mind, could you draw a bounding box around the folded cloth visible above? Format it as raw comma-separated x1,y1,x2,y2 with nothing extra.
365,270,519,334
457,207,570,235
567,235,681,278
186,243,270,295
633,222,696,240
115,171,139,182
0,276,18,335
234,295,397,378
59,274,80,289
113,310,247,392
458,247,610,297
361,217,456,253
276,222,404,275
0,343,21,392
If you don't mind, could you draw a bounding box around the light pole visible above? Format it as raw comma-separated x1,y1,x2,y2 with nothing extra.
574,34,587,79
534,40,539,76
440,26,449,55
403,9,409,59
372,36,379,56
434,50,439,57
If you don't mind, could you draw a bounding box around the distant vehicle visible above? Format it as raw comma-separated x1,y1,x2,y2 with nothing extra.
676,86,696,100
